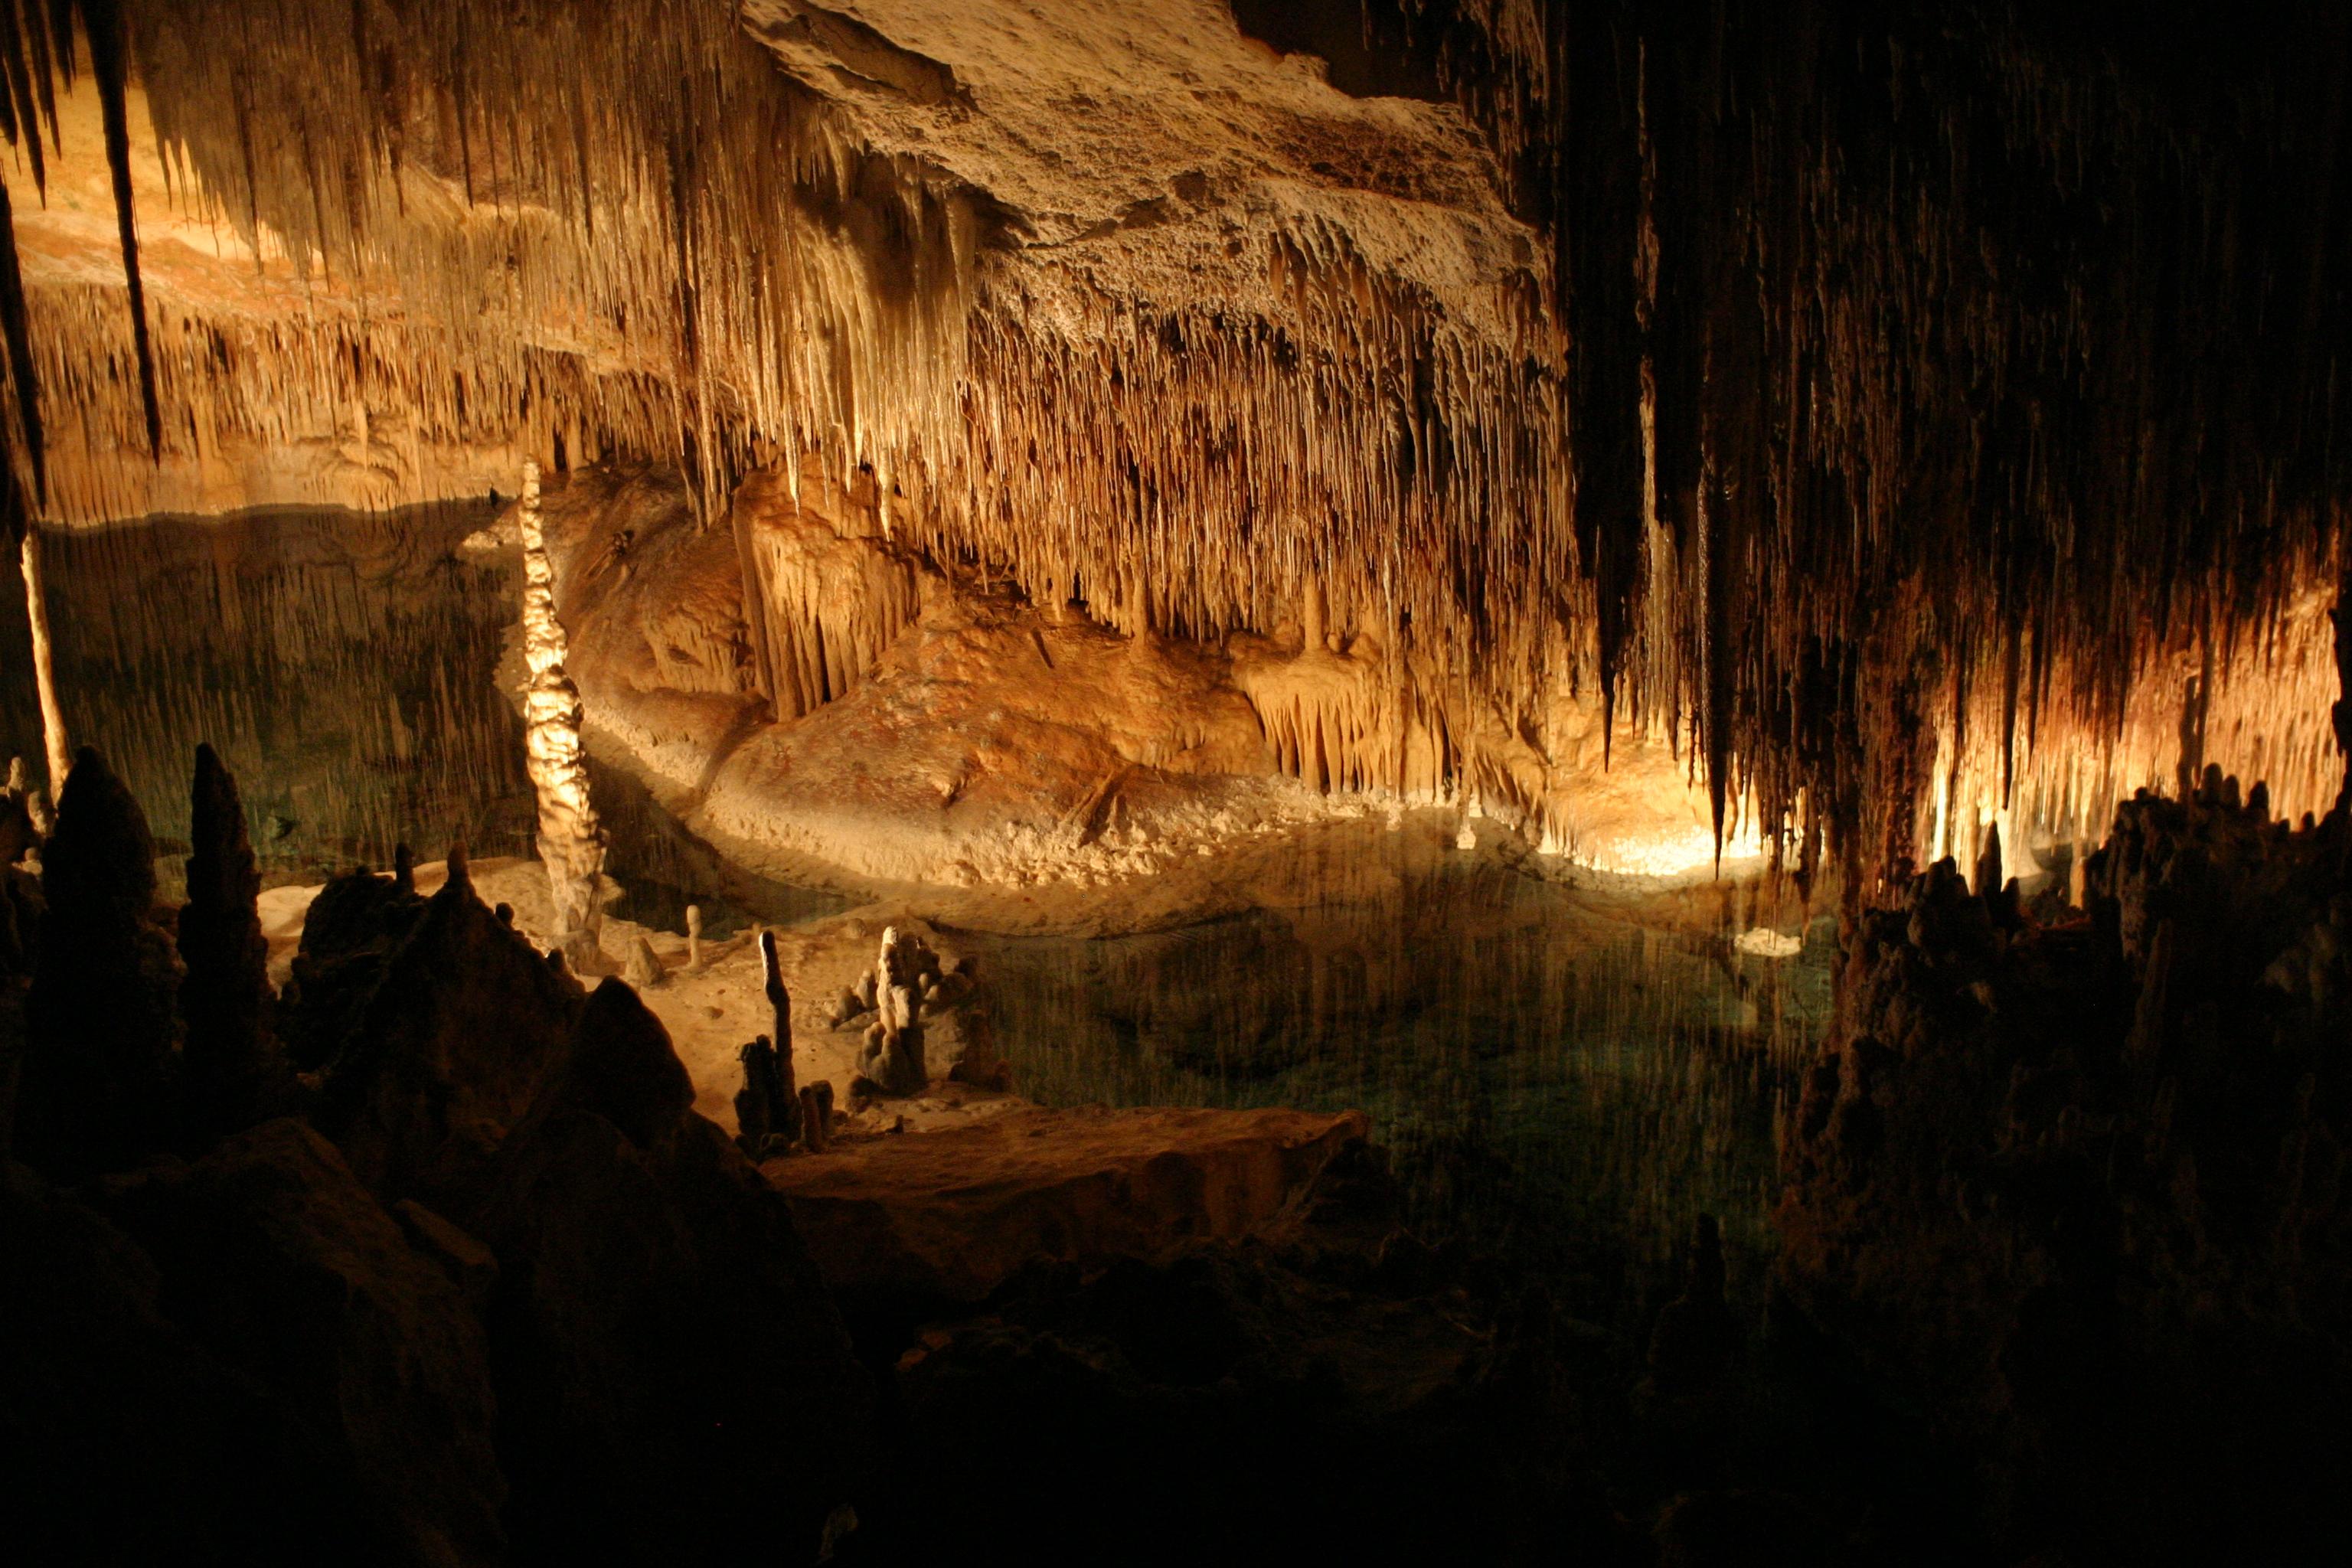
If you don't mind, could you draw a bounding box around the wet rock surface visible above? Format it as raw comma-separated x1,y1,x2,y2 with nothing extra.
763,1103,1375,1311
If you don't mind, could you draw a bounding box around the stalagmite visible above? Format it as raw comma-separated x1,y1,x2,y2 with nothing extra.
758,928,802,1145
855,926,931,1099
517,458,606,969
684,903,703,973
797,1083,831,1154
17,746,178,1181
178,742,275,1138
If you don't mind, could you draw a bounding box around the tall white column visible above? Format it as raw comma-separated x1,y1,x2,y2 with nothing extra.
21,525,70,803
518,460,607,966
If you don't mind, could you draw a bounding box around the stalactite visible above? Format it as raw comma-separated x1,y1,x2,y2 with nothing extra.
0,1,2341,895
0,172,46,505
734,466,924,724
78,0,158,459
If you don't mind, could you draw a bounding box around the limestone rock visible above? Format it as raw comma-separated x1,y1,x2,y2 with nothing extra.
765,1105,1371,1308
621,933,665,989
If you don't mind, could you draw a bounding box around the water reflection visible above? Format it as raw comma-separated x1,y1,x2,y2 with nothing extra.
5,506,1834,1319
969,845,1835,1318
3,503,531,888
0,507,840,932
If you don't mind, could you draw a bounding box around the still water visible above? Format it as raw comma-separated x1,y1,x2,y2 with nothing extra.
3,506,1833,1321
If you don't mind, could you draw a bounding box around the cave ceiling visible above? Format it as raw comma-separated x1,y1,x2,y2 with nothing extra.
1,0,2347,884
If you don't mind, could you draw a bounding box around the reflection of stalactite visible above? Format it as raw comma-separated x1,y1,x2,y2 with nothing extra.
19,524,70,798
518,459,605,964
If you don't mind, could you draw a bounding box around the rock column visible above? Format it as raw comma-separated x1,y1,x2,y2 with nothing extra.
20,525,70,802
518,459,607,969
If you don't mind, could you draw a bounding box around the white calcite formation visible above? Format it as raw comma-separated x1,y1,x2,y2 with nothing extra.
516,460,606,965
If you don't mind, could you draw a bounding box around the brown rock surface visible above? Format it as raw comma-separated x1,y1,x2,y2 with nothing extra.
17,746,181,1180
0,1159,385,1563
1777,781,2352,1560
763,1103,1370,1304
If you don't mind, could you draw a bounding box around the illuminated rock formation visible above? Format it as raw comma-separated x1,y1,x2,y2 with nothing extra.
3,3,2340,886
16,525,69,801
517,459,607,966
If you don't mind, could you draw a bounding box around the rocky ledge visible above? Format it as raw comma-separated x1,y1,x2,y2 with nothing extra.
764,1103,1370,1307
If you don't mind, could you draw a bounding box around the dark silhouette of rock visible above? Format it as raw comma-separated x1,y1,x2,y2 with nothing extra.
532,978,691,1152
1647,1213,1733,1396
1,1158,382,1563
0,778,35,871
16,747,181,1181
760,928,802,1142
393,1196,500,1317
176,743,277,1141
276,864,430,1072
1654,1489,1836,1567
0,861,40,978
467,988,877,1563
314,852,584,1204
94,1119,505,1564
733,1034,787,1155
798,1082,832,1153
886,1233,1592,1563
1779,787,2352,1561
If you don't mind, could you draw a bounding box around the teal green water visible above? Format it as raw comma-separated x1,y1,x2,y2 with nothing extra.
965,850,1834,1316
1,507,838,936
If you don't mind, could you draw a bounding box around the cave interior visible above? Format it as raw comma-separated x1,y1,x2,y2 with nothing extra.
2,2,2350,1564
